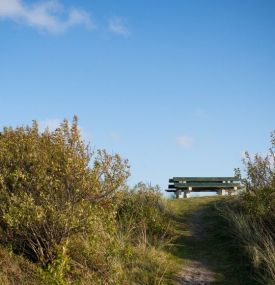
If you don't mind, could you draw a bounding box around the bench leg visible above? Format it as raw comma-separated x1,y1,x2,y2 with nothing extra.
177,190,184,199
184,191,190,198
217,189,227,196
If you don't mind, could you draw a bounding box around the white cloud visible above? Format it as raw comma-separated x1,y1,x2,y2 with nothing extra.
0,0,95,33
108,17,130,36
177,135,194,149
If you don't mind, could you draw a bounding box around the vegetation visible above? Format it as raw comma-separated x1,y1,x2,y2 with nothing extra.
220,131,275,284
0,118,177,285
169,197,260,284
0,117,273,284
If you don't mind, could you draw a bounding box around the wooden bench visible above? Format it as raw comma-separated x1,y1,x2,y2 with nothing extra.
166,177,243,198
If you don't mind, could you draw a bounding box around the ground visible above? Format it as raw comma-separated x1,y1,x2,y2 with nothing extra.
168,197,260,285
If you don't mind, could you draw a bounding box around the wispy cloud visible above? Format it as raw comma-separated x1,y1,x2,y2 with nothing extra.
108,17,130,36
0,0,95,33
177,135,194,149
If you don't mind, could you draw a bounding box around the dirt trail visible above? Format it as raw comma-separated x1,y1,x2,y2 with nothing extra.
171,197,260,285
177,207,218,285
178,261,216,285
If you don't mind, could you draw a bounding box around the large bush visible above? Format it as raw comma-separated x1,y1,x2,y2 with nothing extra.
0,117,130,283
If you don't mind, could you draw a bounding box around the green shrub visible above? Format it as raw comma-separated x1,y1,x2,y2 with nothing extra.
239,130,275,215
117,182,176,247
0,117,130,284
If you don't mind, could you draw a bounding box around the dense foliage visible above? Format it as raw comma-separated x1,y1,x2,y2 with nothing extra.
117,183,175,246
0,118,176,285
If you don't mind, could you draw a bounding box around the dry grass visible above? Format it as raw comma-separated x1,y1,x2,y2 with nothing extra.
0,246,45,285
220,201,275,283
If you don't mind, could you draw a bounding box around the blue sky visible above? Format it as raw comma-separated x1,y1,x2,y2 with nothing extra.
0,0,274,193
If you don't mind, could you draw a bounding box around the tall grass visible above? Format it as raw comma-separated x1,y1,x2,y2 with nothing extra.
220,199,275,283
219,131,275,283
115,183,177,285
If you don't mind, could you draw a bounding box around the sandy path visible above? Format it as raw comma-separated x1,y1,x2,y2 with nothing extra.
177,208,218,285
178,261,216,285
